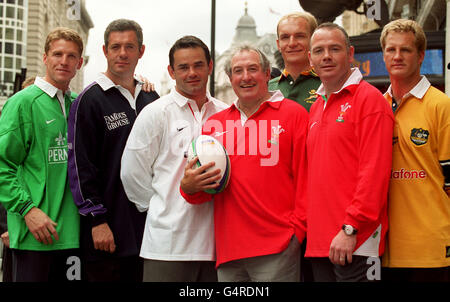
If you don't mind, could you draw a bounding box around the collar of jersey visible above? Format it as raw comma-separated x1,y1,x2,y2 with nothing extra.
170,87,215,109
316,67,362,97
231,89,284,112
96,72,142,91
385,75,430,101
280,67,318,81
34,76,72,98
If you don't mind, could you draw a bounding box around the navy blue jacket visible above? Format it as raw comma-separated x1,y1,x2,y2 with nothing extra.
68,82,159,260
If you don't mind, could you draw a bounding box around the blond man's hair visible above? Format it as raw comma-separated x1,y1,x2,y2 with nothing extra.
380,19,426,53
277,11,318,37
44,27,84,55
21,76,36,89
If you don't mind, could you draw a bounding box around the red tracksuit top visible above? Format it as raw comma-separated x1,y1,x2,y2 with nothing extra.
305,77,394,258
181,95,308,267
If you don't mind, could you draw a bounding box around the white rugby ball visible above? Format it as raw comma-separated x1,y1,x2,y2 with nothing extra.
187,135,231,194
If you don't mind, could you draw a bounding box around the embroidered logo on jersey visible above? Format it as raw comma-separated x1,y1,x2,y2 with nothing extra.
410,128,429,145
336,102,351,123
304,89,318,104
48,132,68,164
268,125,285,145
104,112,130,131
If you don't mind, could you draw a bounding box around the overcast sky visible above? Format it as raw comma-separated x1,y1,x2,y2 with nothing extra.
82,0,304,92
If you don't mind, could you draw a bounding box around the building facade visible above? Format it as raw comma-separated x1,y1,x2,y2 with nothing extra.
0,0,28,100
213,6,278,104
338,0,447,93
0,0,93,111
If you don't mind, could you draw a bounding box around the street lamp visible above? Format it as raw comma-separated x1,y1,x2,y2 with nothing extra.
210,0,216,97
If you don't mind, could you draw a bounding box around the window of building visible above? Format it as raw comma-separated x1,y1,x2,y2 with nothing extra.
16,43,21,55
16,29,22,40
17,7,22,20
5,42,13,54
4,56,12,68
4,71,13,83
7,0,16,4
6,6,14,19
5,27,14,40
16,57,21,68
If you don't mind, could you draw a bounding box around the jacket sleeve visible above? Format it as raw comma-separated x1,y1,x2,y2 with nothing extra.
289,106,309,243
120,105,161,212
179,186,212,205
344,92,394,230
67,92,108,226
0,97,35,217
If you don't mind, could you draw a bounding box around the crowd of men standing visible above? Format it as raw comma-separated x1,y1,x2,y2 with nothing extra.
0,10,448,283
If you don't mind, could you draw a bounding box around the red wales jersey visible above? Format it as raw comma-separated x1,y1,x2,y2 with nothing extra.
305,69,394,258
181,92,308,267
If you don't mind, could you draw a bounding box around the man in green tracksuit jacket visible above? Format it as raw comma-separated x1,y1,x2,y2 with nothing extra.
0,27,84,281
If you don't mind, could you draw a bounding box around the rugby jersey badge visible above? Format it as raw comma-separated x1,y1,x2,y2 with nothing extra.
304,89,317,104
336,102,351,123
410,128,429,145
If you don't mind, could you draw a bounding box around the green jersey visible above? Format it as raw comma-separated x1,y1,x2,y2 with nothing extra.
268,69,321,112
0,83,79,251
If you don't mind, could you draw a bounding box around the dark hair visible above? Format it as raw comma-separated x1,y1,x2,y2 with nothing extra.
104,19,143,48
169,35,211,68
313,22,351,49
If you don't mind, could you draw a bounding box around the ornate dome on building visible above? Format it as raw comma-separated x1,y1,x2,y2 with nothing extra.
214,4,278,105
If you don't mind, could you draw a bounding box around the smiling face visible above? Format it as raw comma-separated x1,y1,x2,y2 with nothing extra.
309,27,354,93
168,46,212,102
382,31,424,83
103,30,144,80
277,17,312,70
228,49,271,105
43,39,83,91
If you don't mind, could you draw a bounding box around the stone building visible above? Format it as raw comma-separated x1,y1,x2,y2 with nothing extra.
213,6,278,104
0,0,93,111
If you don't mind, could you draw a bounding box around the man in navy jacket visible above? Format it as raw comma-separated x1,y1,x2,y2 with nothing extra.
67,19,159,281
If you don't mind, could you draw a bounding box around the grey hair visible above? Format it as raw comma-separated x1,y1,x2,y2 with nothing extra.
224,44,271,77
104,19,143,48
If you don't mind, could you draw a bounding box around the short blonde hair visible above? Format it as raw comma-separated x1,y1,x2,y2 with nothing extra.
21,76,36,89
277,11,318,37
380,19,426,53
45,27,84,56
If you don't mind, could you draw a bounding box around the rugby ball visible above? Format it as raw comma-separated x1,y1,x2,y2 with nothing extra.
187,135,231,194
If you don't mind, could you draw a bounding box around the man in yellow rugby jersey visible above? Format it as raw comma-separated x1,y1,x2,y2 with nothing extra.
380,19,450,281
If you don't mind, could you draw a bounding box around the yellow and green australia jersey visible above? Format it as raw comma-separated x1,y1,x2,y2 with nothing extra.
383,77,450,268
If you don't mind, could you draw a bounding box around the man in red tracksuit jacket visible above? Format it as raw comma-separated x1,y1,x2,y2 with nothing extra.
304,23,394,281
180,44,308,282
